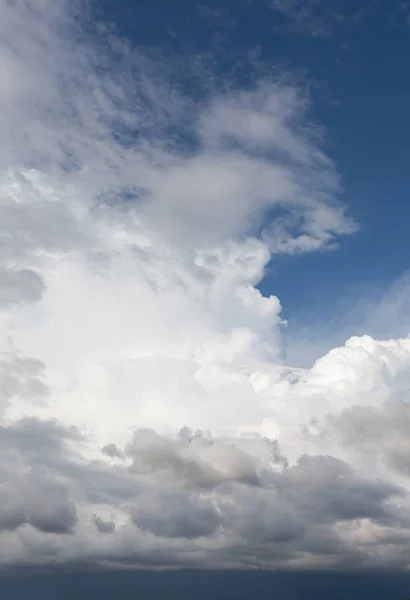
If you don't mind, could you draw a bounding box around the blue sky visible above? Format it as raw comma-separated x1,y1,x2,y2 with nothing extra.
97,0,410,351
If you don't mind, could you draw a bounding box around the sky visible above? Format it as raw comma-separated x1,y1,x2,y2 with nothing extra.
1,0,410,597
98,0,410,365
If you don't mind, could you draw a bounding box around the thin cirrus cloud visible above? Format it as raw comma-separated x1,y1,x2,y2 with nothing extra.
266,0,346,37
1,0,410,573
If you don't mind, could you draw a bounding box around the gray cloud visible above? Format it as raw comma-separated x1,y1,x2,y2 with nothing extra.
131,489,221,539
93,515,116,534
280,454,403,525
126,428,266,489
0,471,77,535
0,268,45,307
0,353,49,414
0,413,409,569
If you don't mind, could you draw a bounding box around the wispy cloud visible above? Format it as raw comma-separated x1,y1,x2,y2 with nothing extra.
267,0,346,37
266,0,370,38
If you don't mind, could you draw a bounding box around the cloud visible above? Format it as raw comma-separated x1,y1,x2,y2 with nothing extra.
282,272,410,368
126,428,267,488
266,0,369,39
130,489,221,540
93,514,116,534
0,475,77,535
0,0,409,573
267,0,346,37
0,268,45,308
0,352,49,413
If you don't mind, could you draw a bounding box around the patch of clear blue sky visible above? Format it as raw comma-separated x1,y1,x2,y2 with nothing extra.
96,0,410,334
